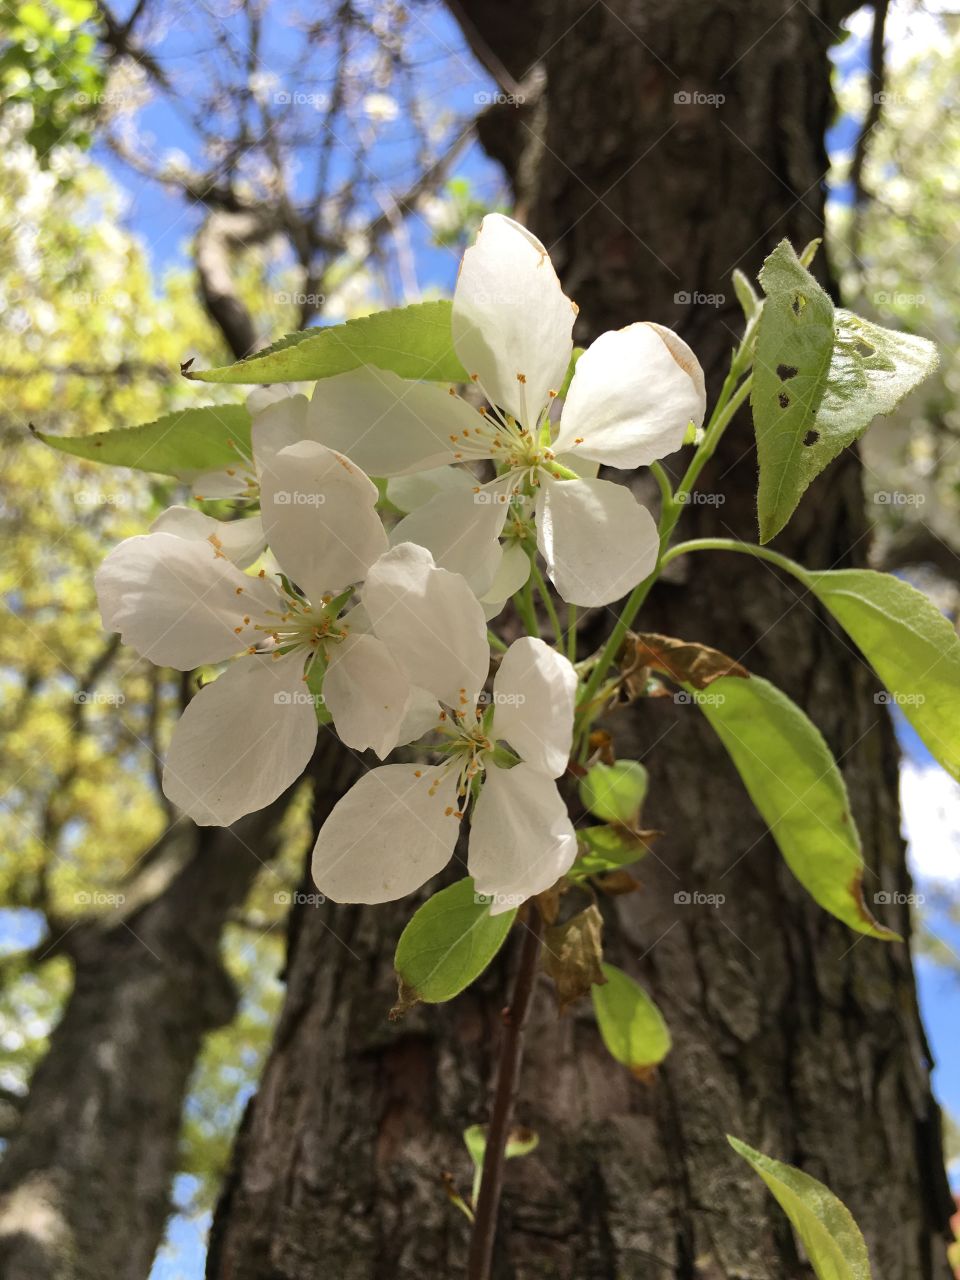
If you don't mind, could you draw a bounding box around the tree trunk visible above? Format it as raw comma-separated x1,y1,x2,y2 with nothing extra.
207,3,954,1277
0,740,354,1280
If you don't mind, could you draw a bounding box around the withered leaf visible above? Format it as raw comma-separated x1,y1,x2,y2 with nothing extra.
542,904,606,1013
623,632,750,690
596,869,642,896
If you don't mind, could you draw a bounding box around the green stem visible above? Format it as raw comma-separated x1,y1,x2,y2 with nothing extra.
662,537,806,579
566,604,578,662
487,628,508,653
514,574,540,638
574,367,755,747
529,561,563,647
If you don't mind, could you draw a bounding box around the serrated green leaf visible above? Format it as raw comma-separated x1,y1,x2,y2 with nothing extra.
694,675,897,939
752,243,938,544
591,962,670,1075
186,300,467,385
752,240,836,543
729,1136,872,1280
802,568,960,782
578,760,648,825
33,404,251,478
393,877,515,1008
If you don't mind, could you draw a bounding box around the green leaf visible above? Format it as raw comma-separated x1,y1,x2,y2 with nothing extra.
33,405,251,479
802,568,960,782
572,824,650,877
393,877,515,1010
752,240,836,544
694,675,898,939
591,962,670,1075
752,242,938,544
732,267,761,322
728,1136,872,1280
185,300,468,385
463,1123,539,1207
578,760,648,825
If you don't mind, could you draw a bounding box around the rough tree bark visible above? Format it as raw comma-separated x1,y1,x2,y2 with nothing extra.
207,3,954,1277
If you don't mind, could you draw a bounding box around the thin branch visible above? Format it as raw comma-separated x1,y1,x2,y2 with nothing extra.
467,904,543,1280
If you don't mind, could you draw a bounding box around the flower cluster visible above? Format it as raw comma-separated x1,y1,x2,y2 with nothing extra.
95,213,704,911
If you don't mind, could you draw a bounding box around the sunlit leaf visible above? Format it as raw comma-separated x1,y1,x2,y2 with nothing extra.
729,1136,872,1280
591,962,670,1075
33,405,251,478
392,877,515,1011
185,300,467,384
694,675,898,939
803,568,960,781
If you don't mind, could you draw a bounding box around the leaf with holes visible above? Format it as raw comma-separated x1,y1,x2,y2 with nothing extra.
729,1136,873,1280
392,877,516,1013
33,404,251,478
694,674,898,939
591,962,671,1077
802,568,960,782
752,240,836,543
185,300,468,384
752,243,938,544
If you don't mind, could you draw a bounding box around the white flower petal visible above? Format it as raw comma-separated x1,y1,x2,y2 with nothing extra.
190,468,252,501
250,393,311,481
307,367,480,476
535,475,658,607
260,440,388,599
246,383,298,415
452,214,575,427
479,542,531,614
362,542,489,707
468,763,577,912
162,652,317,825
386,464,474,514
151,505,266,569
396,685,443,745
95,532,277,669
492,636,576,778
323,632,412,759
311,763,460,904
553,323,707,467
391,486,507,596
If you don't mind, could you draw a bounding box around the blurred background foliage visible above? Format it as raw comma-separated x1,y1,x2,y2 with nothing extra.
0,0,957,1272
